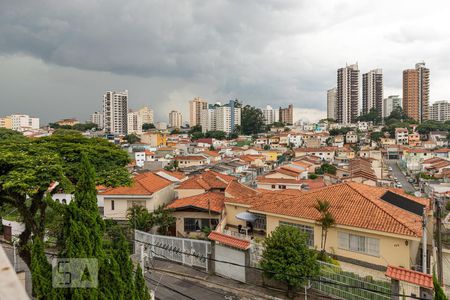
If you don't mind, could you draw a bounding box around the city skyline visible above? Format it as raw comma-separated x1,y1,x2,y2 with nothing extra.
2,1,450,123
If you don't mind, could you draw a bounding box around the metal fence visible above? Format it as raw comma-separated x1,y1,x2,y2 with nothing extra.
134,230,211,271
312,261,391,300
249,243,392,300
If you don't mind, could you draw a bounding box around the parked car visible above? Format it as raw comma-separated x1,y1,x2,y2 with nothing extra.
395,183,403,188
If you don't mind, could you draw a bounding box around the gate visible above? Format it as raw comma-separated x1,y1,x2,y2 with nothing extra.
134,230,211,271
215,244,246,283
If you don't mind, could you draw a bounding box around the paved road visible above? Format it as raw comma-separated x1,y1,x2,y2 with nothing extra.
385,160,415,193
145,270,241,300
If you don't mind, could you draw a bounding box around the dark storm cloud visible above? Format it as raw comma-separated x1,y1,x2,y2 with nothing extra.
1,0,450,123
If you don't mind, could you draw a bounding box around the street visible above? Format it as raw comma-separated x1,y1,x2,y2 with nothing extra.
385,160,415,193
145,269,242,300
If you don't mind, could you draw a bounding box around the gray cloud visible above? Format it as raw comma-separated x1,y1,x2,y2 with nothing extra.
1,0,450,123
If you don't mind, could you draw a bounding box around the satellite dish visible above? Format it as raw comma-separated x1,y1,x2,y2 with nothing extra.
414,191,422,197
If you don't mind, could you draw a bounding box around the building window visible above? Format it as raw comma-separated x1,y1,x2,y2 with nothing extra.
111,200,115,211
271,185,276,189
253,213,266,230
279,221,314,246
184,218,219,232
338,232,379,257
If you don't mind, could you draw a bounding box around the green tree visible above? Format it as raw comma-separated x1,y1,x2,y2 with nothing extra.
153,205,176,235
315,163,337,175
263,144,270,150
57,154,105,298
314,200,335,257
142,123,155,130
135,265,151,300
127,205,154,232
31,237,56,299
260,225,319,298
188,125,202,134
205,130,227,140
370,131,384,142
308,174,318,179
358,107,381,124
125,133,141,144
433,273,448,300
241,105,266,135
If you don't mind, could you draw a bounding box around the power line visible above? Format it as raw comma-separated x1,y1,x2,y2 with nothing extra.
135,238,429,300
144,274,195,300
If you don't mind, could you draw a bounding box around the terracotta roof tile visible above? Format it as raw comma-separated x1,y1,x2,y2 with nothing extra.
175,155,208,161
167,192,225,213
100,172,172,195
385,266,432,289
208,231,250,250
176,170,235,190
235,182,429,237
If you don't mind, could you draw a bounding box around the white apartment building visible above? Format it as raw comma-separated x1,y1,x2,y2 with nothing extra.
103,90,128,135
395,128,409,145
383,95,402,118
127,111,143,134
189,97,208,127
6,114,40,131
156,122,167,130
200,108,215,133
199,100,241,134
262,105,279,125
138,106,154,124
327,87,337,120
429,100,450,122
90,112,103,129
169,110,183,129
337,63,359,124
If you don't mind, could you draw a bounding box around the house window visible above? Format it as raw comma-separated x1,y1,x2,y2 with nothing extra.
111,200,115,211
184,218,219,232
253,213,266,230
279,221,314,246
271,185,276,189
338,232,379,257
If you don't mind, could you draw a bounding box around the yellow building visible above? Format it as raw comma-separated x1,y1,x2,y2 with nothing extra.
0,116,12,129
223,182,431,273
140,132,167,147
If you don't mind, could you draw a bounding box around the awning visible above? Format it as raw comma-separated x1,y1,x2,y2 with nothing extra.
235,212,257,222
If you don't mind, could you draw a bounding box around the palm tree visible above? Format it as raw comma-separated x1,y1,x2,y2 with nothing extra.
314,199,336,254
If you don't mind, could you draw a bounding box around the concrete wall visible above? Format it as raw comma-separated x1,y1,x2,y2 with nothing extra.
225,203,248,227
176,189,205,199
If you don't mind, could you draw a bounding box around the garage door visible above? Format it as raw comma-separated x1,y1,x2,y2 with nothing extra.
214,244,246,283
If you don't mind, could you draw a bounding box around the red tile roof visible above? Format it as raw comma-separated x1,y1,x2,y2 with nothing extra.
385,266,433,289
175,155,208,161
167,192,225,213
176,170,235,190
231,182,429,238
208,231,250,250
225,180,259,199
100,172,172,195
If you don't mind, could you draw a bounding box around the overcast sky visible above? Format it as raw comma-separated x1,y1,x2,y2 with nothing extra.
1,0,450,124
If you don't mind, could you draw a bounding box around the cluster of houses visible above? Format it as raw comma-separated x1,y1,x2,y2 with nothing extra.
4,119,450,296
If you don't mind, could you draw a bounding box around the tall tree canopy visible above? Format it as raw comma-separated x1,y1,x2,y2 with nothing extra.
260,225,319,298
0,129,131,266
241,105,266,135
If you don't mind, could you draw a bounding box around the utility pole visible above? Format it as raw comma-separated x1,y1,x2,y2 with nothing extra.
435,197,443,285
421,207,427,273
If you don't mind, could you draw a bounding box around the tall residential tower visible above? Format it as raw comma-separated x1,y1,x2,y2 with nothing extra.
337,63,359,124
402,62,429,123
327,87,337,120
189,97,208,127
103,90,128,135
362,69,383,117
